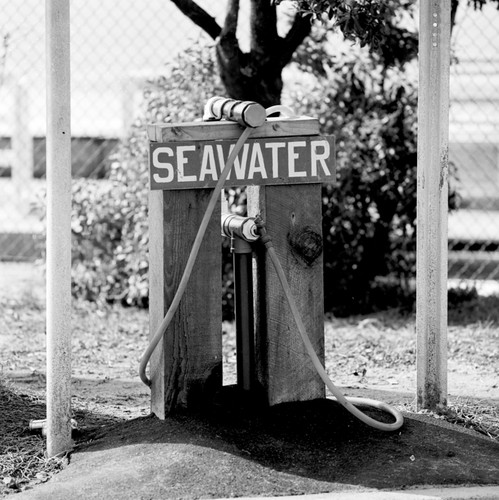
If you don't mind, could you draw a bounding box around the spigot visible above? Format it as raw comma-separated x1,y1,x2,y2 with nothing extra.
221,214,260,242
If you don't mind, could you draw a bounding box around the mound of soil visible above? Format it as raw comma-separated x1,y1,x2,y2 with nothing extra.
13,394,499,500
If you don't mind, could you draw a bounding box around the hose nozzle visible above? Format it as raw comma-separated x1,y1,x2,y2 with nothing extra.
203,97,266,128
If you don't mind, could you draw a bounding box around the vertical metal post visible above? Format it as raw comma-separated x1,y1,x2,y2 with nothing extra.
46,0,72,455
416,0,451,410
233,238,255,392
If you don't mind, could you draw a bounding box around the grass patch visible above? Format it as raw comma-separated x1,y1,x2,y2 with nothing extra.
0,379,67,495
443,399,499,441
0,375,128,496
1,290,498,495
400,398,499,442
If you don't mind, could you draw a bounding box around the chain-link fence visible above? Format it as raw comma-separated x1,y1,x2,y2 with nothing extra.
0,0,225,260
0,2,498,291
448,2,499,290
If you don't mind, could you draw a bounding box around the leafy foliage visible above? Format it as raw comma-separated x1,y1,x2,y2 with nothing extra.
285,27,420,313
281,0,419,67
0,380,67,494
467,0,499,8
70,41,225,308
294,0,499,19
70,150,149,306
288,0,499,63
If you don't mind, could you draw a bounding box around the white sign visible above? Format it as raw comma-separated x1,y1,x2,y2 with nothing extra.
149,136,335,190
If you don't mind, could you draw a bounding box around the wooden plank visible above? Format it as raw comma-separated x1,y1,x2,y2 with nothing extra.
148,116,319,142
149,136,336,190
416,0,451,411
146,124,158,143
148,189,222,416
247,184,325,405
148,190,166,418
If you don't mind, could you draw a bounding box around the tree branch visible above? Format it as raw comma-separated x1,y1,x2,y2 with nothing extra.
278,12,313,68
216,0,246,100
250,0,278,54
169,0,221,40
220,0,239,38
218,0,242,63
451,0,459,32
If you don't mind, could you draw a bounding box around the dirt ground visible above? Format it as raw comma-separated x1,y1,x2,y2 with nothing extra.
8,398,499,500
1,262,498,498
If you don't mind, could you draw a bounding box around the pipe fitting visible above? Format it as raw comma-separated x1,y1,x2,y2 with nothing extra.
29,419,47,436
204,97,266,128
221,214,260,243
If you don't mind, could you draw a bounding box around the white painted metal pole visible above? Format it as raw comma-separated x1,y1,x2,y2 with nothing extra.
46,0,72,456
416,0,451,411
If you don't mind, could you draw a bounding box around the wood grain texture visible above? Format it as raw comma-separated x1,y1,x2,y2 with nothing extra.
148,117,319,142
148,189,222,416
148,190,166,418
248,184,325,405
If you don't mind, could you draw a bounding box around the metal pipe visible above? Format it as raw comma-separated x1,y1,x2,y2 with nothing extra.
221,214,259,242
232,237,255,392
416,0,450,411
46,0,73,456
29,419,47,436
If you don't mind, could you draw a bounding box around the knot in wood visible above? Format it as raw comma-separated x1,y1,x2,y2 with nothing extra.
288,226,322,266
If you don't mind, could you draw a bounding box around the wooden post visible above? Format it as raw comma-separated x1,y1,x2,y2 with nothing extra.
148,118,334,413
247,184,325,405
45,0,72,455
148,188,222,417
416,0,451,410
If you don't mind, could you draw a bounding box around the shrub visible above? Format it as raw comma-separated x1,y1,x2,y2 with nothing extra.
285,26,431,315
70,40,226,308
70,157,149,307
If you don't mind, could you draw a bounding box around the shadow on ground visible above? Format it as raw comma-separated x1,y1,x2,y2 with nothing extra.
0,380,127,496
12,389,499,500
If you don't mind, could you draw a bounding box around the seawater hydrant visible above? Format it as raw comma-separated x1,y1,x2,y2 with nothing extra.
221,214,260,392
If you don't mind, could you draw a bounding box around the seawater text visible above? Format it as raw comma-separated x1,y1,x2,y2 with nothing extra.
149,136,335,190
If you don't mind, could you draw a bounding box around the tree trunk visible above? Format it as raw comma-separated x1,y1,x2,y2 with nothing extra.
215,0,311,106
169,1,312,107
216,51,284,107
